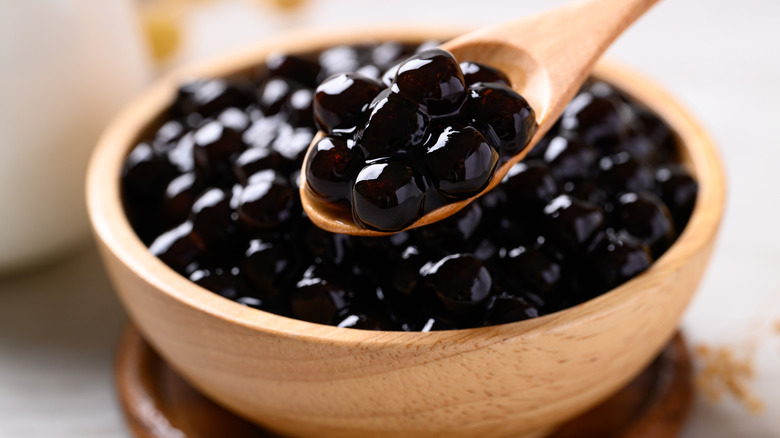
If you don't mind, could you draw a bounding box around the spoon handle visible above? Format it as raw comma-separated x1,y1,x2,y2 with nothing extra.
447,0,660,137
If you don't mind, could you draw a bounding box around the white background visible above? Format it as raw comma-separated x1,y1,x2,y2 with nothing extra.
1,0,779,436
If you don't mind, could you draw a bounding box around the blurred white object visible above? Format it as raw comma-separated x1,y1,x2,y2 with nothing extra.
0,0,150,273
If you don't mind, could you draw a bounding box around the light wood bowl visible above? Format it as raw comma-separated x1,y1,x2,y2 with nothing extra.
87,26,725,438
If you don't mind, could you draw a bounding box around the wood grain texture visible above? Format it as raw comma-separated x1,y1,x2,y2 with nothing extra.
299,0,661,235
87,26,725,438
116,325,692,438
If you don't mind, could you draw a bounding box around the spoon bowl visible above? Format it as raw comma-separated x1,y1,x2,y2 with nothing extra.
300,0,660,235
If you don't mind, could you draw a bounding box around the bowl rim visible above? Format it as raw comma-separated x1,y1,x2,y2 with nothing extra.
87,25,725,349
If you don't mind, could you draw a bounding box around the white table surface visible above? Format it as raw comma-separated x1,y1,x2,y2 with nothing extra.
2,0,779,436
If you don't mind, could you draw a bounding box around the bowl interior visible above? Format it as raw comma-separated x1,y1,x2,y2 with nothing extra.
89,26,722,342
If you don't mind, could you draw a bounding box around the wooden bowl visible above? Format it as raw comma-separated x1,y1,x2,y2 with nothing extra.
87,27,725,438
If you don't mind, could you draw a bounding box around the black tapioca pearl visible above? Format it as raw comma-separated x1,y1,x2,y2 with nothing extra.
484,292,540,325
148,221,201,273
542,194,605,252
352,160,426,231
314,73,383,134
467,83,536,156
392,48,467,117
257,77,300,115
357,88,429,158
233,147,285,184
586,229,652,290
175,79,253,117
542,135,599,182
423,126,498,199
597,152,655,195
613,192,675,258
304,136,364,203
655,165,698,231
419,253,492,318
192,120,246,185
235,170,298,230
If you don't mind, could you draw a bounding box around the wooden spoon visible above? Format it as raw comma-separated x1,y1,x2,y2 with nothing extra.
300,0,660,236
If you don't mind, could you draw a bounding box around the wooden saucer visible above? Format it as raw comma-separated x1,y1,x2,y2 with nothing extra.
116,325,692,438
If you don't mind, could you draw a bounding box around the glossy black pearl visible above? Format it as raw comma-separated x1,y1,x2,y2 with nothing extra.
122,142,180,242
270,125,315,168
285,88,316,128
597,152,655,195
217,107,251,132
392,49,467,116
305,136,365,202
257,77,299,115
499,245,562,296
175,79,253,117
391,245,431,296
420,253,492,317
471,237,500,263
290,267,351,324
502,160,559,208
189,188,239,252
122,142,178,201
424,126,498,199
236,170,297,230
559,92,630,148
357,89,428,158
419,203,483,252
613,192,675,258
467,83,536,156
167,132,196,173
161,172,200,229
153,120,187,150
655,165,697,230
588,229,652,290
542,195,605,251
148,221,201,273
635,106,677,163
352,160,426,231
302,222,353,265
192,121,245,184
612,127,656,163
485,292,539,325
564,180,608,206
314,73,383,134
242,116,284,150
542,135,598,182
233,147,284,184
242,239,294,302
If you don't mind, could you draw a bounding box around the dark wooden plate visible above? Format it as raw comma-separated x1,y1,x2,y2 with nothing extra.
116,325,692,438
